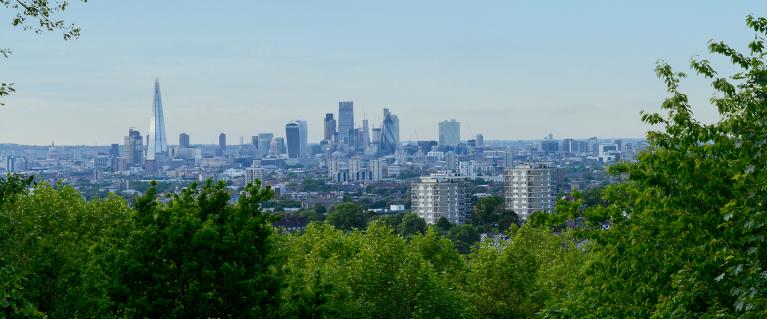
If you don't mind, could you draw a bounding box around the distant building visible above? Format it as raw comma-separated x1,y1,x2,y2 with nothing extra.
285,120,308,159
216,133,226,156
6,157,15,172
179,133,190,148
599,144,621,162
338,101,354,145
245,167,267,184
379,108,399,154
371,159,384,181
271,137,286,155
124,128,144,166
109,143,120,158
541,139,559,154
505,163,556,221
361,119,370,148
475,134,484,147
411,172,469,224
445,151,457,172
438,119,460,147
258,133,274,157
147,79,168,161
323,113,336,143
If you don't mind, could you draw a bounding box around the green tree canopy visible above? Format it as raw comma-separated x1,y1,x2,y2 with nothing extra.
326,202,369,231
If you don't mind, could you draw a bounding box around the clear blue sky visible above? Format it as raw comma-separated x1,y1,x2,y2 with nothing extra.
1,1,765,145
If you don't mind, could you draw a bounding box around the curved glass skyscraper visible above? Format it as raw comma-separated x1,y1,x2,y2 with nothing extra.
379,108,399,155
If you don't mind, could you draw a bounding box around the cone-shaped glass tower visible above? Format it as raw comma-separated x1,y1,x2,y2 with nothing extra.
147,79,168,160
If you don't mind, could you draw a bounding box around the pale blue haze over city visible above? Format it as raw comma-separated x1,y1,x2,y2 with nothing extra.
1,0,765,145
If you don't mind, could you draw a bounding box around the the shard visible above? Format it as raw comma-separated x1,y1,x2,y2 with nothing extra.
147,79,168,160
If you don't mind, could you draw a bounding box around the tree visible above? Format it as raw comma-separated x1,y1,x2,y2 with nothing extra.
397,212,427,237
96,180,281,317
1,0,86,104
447,224,480,254
279,222,474,318
545,15,767,318
326,202,369,231
0,180,131,317
434,217,453,234
471,195,517,233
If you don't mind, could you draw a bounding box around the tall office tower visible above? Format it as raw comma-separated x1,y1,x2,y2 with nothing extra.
285,121,307,159
361,119,370,148
179,133,190,148
147,79,168,161
216,133,226,156
124,128,144,166
258,133,273,156
505,163,556,221
379,108,399,154
338,101,354,144
323,113,336,142
475,134,484,147
438,119,461,147
411,172,469,224
297,120,308,158
272,137,286,155
371,127,382,146
109,143,120,157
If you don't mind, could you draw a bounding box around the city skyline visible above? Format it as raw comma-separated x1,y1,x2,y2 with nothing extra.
1,1,765,145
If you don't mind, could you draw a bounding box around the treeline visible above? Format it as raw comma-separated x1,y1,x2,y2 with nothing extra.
4,15,767,319
0,174,579,318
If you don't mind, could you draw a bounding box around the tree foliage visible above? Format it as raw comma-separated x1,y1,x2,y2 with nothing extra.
544,15,767,318
326,202,369,231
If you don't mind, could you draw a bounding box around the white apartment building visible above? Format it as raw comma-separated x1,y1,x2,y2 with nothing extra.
505,163,556,221
411,173,469,224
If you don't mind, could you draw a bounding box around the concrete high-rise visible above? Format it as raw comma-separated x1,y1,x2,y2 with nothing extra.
438,119,460,147
124,128,144,166
323,113,336,143
338,101,354,144
147,79,168,161
411,172,469,224
505,163,556,221
179,133,190,148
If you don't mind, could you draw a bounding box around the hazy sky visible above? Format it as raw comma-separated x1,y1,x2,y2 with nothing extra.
1,1,766,145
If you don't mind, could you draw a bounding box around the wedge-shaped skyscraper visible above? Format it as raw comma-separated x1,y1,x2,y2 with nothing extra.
147,79,168,160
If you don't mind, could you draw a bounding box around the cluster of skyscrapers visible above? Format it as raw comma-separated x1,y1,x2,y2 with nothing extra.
321,101,400,155
0,79,641,228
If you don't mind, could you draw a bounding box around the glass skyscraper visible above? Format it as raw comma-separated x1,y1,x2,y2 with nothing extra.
285,120,308,159
147,79,168,160
338,101,354,145
379,108,399,154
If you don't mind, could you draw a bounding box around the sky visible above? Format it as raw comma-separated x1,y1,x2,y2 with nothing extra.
0,1,766,145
